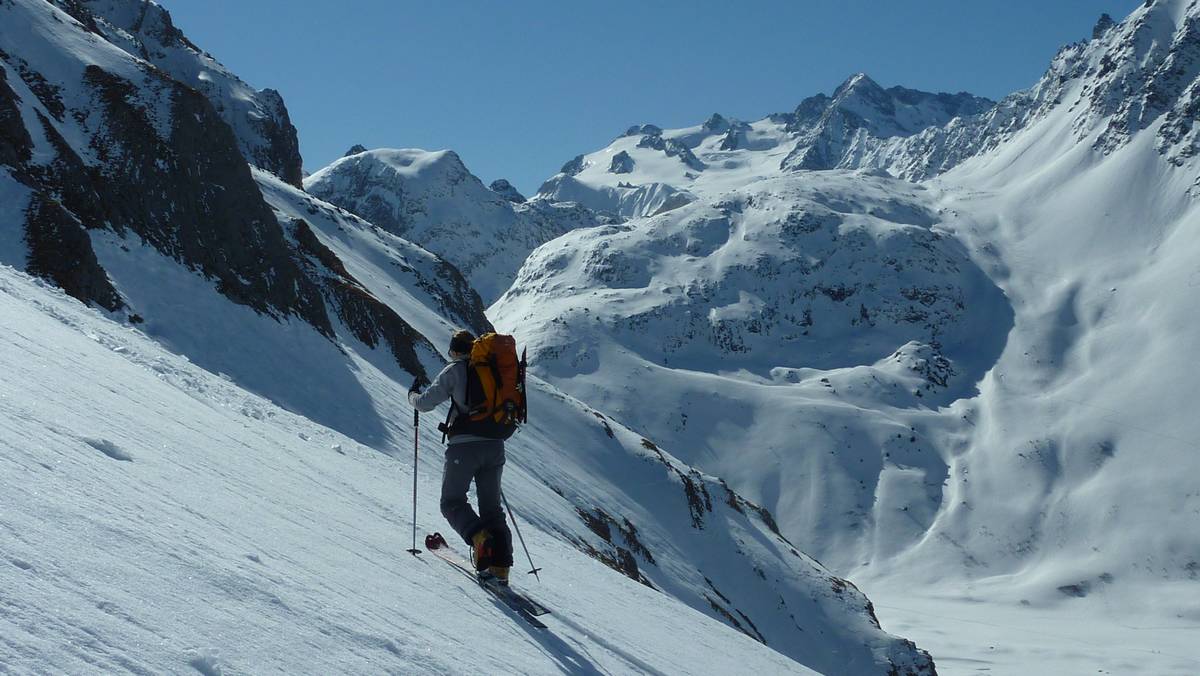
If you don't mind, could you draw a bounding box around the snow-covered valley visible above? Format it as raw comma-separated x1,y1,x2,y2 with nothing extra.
3,0,1200,673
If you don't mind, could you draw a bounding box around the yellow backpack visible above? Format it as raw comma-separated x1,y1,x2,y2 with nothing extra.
442,333,527,440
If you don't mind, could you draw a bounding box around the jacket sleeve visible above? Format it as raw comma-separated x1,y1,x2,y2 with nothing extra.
408,362,458,412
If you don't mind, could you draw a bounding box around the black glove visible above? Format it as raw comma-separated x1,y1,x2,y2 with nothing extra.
408,377,427,395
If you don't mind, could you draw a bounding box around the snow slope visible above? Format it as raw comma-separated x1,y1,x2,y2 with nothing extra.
495,169,1013,571
851,0,1200,596
0,260,937,675
306,148,604,303
0,265,811,675
500,2,1200,672
0,2,943,670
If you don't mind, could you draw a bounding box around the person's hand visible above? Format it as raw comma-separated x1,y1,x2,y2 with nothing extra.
408,377,428,395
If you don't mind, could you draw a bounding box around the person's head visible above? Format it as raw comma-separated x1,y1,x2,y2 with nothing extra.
448,329,475,359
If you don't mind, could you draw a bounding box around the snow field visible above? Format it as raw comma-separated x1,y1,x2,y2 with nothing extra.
0,264,810,675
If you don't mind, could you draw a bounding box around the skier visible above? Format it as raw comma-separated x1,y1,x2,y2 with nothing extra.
409,329,515,584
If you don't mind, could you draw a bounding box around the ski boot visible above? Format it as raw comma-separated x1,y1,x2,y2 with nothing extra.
471,529,496,571
486,565,511,586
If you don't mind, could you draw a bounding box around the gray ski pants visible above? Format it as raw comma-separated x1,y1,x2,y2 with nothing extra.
440,439,512,563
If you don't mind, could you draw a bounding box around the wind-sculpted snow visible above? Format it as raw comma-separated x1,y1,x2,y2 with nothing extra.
306,148,603,303
496,171,1013,570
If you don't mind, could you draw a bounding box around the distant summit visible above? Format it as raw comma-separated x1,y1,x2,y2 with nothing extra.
305,148,600,301
489,178,526,203
779,72,994,171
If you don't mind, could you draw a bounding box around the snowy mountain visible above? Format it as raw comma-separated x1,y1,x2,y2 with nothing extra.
498,2,1200,672
0,0,488,426
533,75,992,220
0,261,945,674
74,0,304,185
0,1,942,672
306,147,604,303
495,168,1013,571
778,74,993,173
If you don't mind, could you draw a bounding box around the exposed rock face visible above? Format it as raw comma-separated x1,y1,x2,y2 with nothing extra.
2,64,122,310
854,2,1200,178
560,153,586,176
289,218,429,376
780,73,994,172
77,0,305,186
0,65,32,173
80,64,327,324
609,150,635,174
24,192,124,311
489,178,526,203
624,123,662,137
636,132,706,171
344,143,368,157
0,0,440,381
702,113,730,133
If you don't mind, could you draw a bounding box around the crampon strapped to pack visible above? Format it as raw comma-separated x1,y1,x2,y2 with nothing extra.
440,333,527,441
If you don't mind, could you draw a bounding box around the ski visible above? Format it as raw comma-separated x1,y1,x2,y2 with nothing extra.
424,534,550,628
481,575,551,618
427,541,551,617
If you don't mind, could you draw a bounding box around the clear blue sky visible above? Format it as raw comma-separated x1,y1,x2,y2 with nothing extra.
157,0,1140,196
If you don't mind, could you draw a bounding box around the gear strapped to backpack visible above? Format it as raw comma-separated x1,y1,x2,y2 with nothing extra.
439,333,527,441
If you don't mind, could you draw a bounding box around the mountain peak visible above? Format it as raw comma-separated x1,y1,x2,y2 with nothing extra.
833,72,884,99
1092,12,1116,39
703,113,730,133
489,178,526,203
344,144,368,157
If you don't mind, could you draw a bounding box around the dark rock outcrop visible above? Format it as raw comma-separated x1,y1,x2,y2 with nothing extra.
79,0,305,186
82,64,330,327
609,150,635,174
290,219,432,377
489,178,526,203
779,73,993,172
24,193,123,311
560,153,585,176
3,2,435,381
623,123,662,137
0,65,33,167
637,132,706,171
703,113,730,133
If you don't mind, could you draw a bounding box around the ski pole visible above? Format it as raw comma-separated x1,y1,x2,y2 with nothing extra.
502,490,542,581
406,408,421,556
